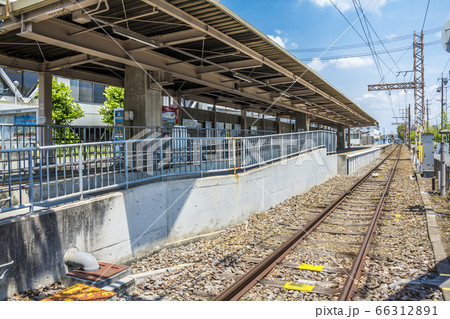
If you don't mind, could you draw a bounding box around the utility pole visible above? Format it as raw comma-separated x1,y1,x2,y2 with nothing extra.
426,99,429,132
393,108,409,145
439,74,448,197
408,104,411,150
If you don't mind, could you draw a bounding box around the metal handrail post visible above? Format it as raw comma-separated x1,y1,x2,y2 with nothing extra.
78,144,83,200
200,138,203,177
160,139,164,181
28,149,34,213
124,141,129,190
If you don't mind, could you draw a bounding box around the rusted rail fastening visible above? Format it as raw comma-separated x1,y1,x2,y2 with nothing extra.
338,146,402,301
214,145,400,301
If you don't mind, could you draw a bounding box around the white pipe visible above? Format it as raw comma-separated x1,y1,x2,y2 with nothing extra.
64,248,99,272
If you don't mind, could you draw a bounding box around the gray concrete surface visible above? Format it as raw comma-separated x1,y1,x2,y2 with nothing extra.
416,173,450,301
0,148,336,299
337,144,390,175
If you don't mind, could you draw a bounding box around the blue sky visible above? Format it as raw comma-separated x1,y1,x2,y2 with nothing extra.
220,0,450,134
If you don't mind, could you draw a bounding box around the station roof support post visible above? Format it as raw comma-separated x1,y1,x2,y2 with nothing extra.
38,71,52,146
295,112,309,132
347,127,351,149
240,108,248,136
337,124,346,150
124,65,162,134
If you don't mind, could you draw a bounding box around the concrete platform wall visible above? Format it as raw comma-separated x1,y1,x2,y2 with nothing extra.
337,145,390,175
0,148,336,299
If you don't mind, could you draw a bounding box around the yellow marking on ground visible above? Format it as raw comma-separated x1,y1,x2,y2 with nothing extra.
298,263,324,272
42,283,116,301
283,282,314,293
442,288,450,291
395,214,402,218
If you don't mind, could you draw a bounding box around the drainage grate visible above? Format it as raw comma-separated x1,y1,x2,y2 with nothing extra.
66,262,129,282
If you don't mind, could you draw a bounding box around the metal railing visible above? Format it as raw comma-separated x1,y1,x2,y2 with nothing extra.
0,124,275,149
0,130,336,213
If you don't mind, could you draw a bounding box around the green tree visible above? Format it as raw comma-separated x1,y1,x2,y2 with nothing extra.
99,86,124,125
396,124,405,141
51,79,84,125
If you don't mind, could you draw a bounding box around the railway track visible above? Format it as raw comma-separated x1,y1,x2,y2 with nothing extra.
214,145,402,301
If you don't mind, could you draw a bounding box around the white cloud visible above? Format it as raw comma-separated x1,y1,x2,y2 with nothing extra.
362,93,376,100
268,29,300,50
268,35,287,48
355,91,391,110
308,57,328,71
334,56,374,69
307,56,374,71
305,0,392,13
426,84,439,96
385,33,397,40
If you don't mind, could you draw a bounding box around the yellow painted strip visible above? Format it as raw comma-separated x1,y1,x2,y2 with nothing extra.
441,274,450,277
283,282,314,293
298,263,324,272
395,214,402,218
442,288,450,291
42,284,116,301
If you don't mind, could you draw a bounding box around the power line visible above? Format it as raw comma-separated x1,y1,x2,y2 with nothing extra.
428,57,450,104
327,0,397,78
421,0,431,31
354,0,401,73
352,0,388,84
287,27,440,52
298,40,440,61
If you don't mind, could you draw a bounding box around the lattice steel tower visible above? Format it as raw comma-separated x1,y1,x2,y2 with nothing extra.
368,31,425,151
413,31,425,147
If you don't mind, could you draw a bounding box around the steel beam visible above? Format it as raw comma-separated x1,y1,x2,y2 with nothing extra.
0,0,99,33
45,53,99,71
0,53,123,86
151,29,206,46
196,60,262,74
368,82,415,91
53,68,123,87
92,60,125,71
179,87,219,96
18,18,350,126
139,0,371,125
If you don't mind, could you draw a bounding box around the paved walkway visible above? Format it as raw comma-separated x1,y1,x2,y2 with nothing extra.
416,173,450,301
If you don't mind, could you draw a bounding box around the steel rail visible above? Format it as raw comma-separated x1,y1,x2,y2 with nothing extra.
338,146,402,301
213,145,400,301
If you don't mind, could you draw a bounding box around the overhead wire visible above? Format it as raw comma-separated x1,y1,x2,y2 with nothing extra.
353,0,388,79
421,0,431,31
327,0,394,119
353,0,397,117
298,40,439,61
287,27,440,52
355,0,402,73
328,0,397,79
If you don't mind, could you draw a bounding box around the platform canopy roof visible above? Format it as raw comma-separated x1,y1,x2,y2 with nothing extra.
0,0,378,127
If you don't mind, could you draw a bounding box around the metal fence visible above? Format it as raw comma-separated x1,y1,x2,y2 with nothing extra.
0,130,336,213
0,124,275,149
